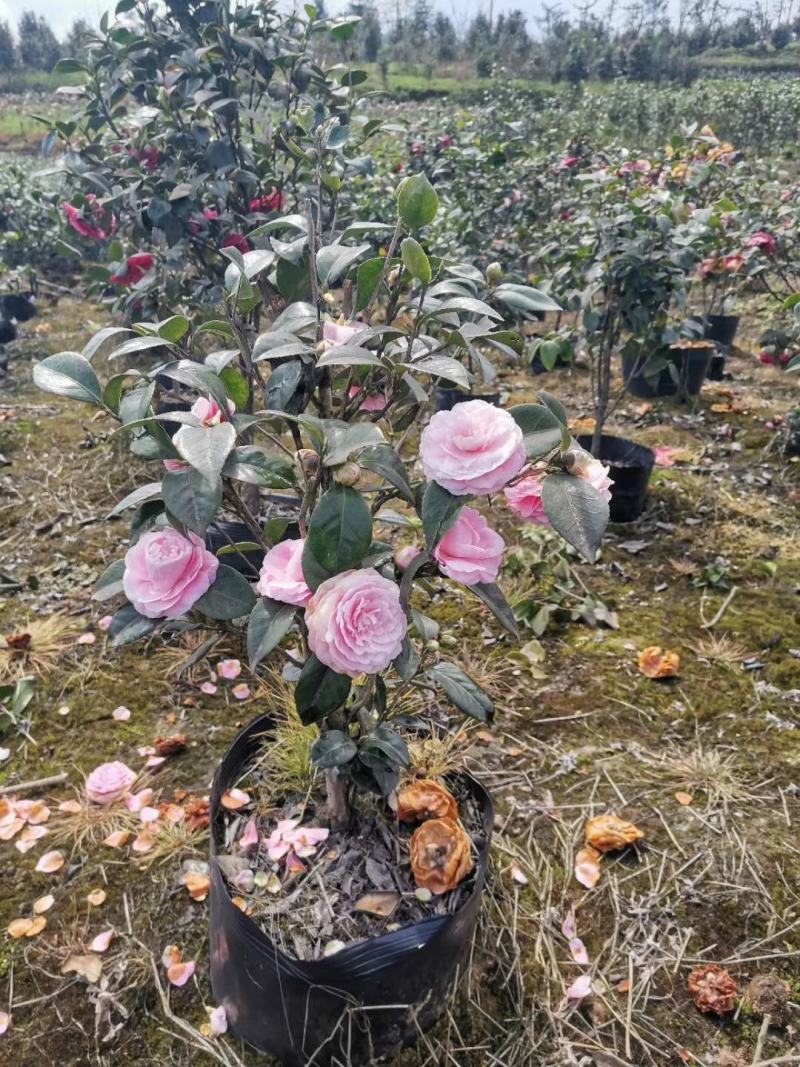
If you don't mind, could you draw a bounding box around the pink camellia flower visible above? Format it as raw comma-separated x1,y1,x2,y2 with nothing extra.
395,544,421,570
322,319,363,350
561,155,579,169
723,253,744,273
249,187,282,212
419,400,526,496
747,231,777,256
571,451,614,502
432,507,505,586
504,472,551,526
410,141,425,157
305,569,406,677
62,194,117,240
697,256,719,279
347,385,386,412
85,761,137,805
222,232,249,254
256,539,312,607
123,528,218,619
163,458,190,473
110,252,154,286
190,395,235,426
204,207,219,221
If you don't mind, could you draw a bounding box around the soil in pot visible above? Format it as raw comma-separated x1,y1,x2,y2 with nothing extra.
577,434,655,522
209,715,492,1066
434,386,501,411
622,342,714,399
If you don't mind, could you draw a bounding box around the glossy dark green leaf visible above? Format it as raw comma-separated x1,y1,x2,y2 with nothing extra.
310,730,357,770
509,403,564,459
471,582,519,638
357,444,413,502
421,481,464,550
93,559,126,602
295,655,351,725
541,473,609,563
247,598,297,669
162,469,221,535
302,485,373,591
109,604,158,647
428,661,493,722
33,352,103,406
194,564,256,619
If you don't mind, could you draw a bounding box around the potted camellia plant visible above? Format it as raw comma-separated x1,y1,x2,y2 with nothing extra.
35,175,611,1062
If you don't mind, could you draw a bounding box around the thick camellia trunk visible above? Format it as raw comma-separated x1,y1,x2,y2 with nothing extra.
325,770,350,831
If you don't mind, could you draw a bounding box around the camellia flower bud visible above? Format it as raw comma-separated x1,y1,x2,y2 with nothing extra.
296,449,319,478
334,462,361,486
485,261,503,283
440,633,458,648
394,545,420,570
425,639,440,652
387,267,401,286
322,292,335,306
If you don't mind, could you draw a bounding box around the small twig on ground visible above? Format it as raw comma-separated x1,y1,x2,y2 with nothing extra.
0,772,68,796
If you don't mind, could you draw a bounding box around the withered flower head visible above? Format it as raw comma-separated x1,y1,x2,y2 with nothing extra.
410,817,474,895
154,734,188,757
397,779,458,823
743,973,790,1025
638,646,680,679
585,814,644,853
688,964,738,1015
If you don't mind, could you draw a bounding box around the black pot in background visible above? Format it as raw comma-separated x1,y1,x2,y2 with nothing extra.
706,348,727,382
205,513,301,575
577,434,655,523
703,314,740,348
434,387,501,412
622,345,714,399
209,714,494,1066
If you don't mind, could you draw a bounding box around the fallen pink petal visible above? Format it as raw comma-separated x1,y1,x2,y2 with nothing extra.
167,960,196,987
112,706,131,721
208,1004,228,1036
90,929,116,953
569,937,590,965
0,1011,10,1036
565,974,593,1001
217,658,242,680
231,683,251,700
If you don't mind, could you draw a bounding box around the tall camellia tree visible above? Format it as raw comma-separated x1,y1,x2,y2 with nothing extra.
35,173,612,825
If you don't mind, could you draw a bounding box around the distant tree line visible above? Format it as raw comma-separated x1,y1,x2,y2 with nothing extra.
0,12,91,73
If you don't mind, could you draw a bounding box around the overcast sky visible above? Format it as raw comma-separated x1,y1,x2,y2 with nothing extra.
0,0,645,42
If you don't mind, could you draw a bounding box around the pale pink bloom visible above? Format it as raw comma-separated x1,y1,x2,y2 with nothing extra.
571,452,614,503
433,507,504,586
232,683,251,700
569,937,589,964
200,681,218,695
305,569,406,677
238,818,259,853
98,614,113,631
419,400,526,496
322,320,363,349
217,658,241,680
190,395,235,426
163,458,190,473
504,472,551,526
256,539,312,607
112,706,131,722
125,788,154,813
348,385,386,412
209,1005,228,1037
85,762,137,805
123,528,218,619
565,974,593,1001
395,545,420,570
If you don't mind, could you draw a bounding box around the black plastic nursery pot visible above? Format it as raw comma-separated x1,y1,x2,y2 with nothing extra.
706,348,727,382
434,387,501,412
703,314,740,348
577,434,655,523
622,344,714,399
208,714,494,1067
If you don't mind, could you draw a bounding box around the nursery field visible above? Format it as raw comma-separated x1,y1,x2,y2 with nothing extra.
2,7,800,1067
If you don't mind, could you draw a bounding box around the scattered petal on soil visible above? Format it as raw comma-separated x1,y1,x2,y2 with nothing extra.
561,912,577,940
77,632,96,645
86,889,107,907
35,850,65,874
98,615,113,631
90,929,116,953
569,937,590,965
33,894,55,914
112,706,131,722
0,748,9,763
323,940,346,957
58,800,82,815
217,658,241,680
208,1004,227,1037
565,974,593,1001
61,954,103,984
574,846,602,888
162,944,181,969
103,830,131,848
132,831,155,853
200,682,218,695
182,872,211,901
510,863,529,885
167,961,196,987
675,791,693,806
231,683,251,700
221,788,250,811
0,1012,9,1036
638,646,680,679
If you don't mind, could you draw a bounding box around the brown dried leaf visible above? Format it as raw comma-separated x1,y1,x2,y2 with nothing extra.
61,953,103,984
353,892,401,918
154,734,188,757
586,815,644,853
688,964,738,1014
638,646,680,679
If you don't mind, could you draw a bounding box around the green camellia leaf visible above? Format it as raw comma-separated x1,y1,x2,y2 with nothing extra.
162,469,222,535
158,315,190,343
109,604,158,647
156,360,230,417
421,481,464,550
324,423,384,466
222,447,295,488
302,485,373,591
360,724,411,768
397,172,439,230
400,237,432,285
393,636,421,680
537,389,568,426
93,559,126,602
509,403,564,459
295,655,351,725
310,730,357,770
174,421,236,482
428,661,493,722
33,352,103,406
541,473,609,563
247,598,297,669
108,481,163,517
219,367,249,410
471,582,520,638
194,564,256,619
358,444,413,502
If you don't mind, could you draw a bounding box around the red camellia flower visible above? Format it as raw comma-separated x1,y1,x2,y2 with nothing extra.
561,155,579,169
129,147,159,172
110,253,154,286
248,187,282,213
62,194,117,240
222,232,250,254
747,231,777,256
410,141,425,157
723,253,745,273
437,135,453,150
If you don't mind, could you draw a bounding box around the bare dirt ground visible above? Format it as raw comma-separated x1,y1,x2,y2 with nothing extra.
0,294,799,1066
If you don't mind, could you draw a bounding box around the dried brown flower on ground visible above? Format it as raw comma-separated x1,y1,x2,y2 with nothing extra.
409,817,473,895
743,973,790,1025
397,779,458,823
688,964,738,1014
154,734,188,757
585,814,644,853
638,646,680,678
